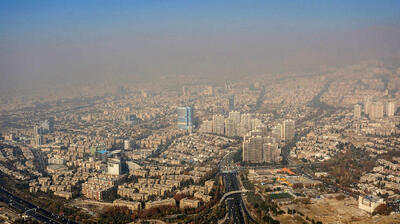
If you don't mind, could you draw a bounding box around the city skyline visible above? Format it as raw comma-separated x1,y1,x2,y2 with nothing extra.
0,1,400,224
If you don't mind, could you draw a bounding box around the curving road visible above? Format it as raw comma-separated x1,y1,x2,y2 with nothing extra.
0,187,77,224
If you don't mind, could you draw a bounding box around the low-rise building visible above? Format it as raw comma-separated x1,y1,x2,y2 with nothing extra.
145,198,176,209
54,191,72,200
358,195,384,214
180,198,200,209
113,199,141,211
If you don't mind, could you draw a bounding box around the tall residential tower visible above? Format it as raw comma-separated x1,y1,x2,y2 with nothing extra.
177,106,193,130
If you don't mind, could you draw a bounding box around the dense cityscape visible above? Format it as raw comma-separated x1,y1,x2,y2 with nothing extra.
0,61,399,223
2,1,400,224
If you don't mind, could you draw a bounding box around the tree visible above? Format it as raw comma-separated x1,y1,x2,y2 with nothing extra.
98,206,133,224
335,194,345,200
173,193,187,202
292,183,304,189
373,204,392,216
14,218,40,224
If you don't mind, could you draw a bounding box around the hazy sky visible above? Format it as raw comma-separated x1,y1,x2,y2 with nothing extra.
1,1,400,91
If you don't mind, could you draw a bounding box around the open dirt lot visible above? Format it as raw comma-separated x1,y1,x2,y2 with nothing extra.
70,199,113,214
279,196,400,224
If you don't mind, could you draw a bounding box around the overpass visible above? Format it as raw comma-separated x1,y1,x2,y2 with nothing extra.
24,208,37,214
219,189,250,205
221,169,237,174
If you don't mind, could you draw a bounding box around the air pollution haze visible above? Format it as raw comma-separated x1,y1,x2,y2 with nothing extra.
1,1,400,92
1,2,400,224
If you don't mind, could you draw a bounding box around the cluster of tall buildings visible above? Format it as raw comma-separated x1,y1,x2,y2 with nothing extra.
199,111,262,137
354,99,396,120
242,119,295,164
198,110,295,164
243,128,281,164
33,118,54,135
32,118,54,147
124,114,139,125
270,120,295,142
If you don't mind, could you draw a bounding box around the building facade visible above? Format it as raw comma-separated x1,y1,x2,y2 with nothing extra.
177,106,193,130
282,119,295,141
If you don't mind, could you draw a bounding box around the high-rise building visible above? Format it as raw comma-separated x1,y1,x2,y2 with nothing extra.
107,158,121,175
224,118,236,137
250,118,262,132
207,86,214,96
199,120,213,133
35,118,54,135
364,96,373,115
229,111,241,125
212,115,225,135
225,81,231,90
369,102,384,120
33,134,43,147
271,124,282,142
243,135,264,163
201,111,261,137
124,139,131,150
124,114,139,125
354,104,362,119
225,111,241,137
243,133,281,164
228,95,235,111
33,125,41,135
239,113,253,135
263,142,281,163
240,113,252,126
386,102,396,117
282,119,295,141
177,106,193,130
48,118,54,132
254,124,268,136
182,86,187,96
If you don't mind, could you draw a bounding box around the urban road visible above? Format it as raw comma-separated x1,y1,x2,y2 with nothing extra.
0,187,77,224
220,151,257,224
222,172,258,224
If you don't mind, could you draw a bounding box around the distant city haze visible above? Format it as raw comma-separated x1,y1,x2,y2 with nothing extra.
1,2,400,223
1,1,400,92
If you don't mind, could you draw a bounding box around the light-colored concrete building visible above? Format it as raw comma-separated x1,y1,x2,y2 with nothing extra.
179,198,200,209
358,195,384,214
